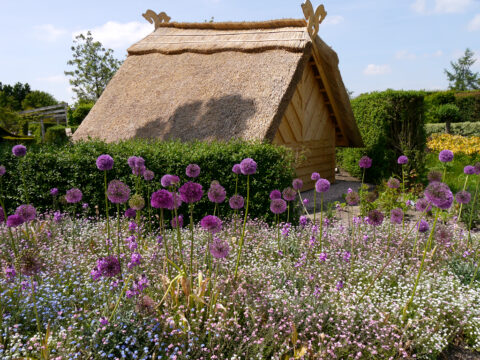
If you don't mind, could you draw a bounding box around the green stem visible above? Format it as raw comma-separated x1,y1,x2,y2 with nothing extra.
313,190,317,224
189,204,194,283
173,202,187,275
116,203,121,266
31,277,42,336
319,193,323,251
147,186,152,234
457,175,469,223
19,159,30,205
161,209,171,278
104,171,111,241
467,177,479,246
234,175,250,281
277,214,280,251
297,190,311,217
287,202,290,224
108,274,133,323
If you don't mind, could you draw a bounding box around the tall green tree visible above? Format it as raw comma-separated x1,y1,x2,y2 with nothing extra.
444,48,480,91
0,82,31,111
21,90,57,109
64,31,122,101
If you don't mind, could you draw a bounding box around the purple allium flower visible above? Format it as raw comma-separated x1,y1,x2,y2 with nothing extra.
128,194,145,210
7,214,24,227
345,191,360,206
4,265,16,281
18,250,43,276
435,224,452,247
50,188,59,196
168,192,183,210
186,164,200,178
397,155,409,165
179,182,203,203
292,178,303,191
299,215,309,227
132,165,146,176
97,256,121,277
0,165,5,176
127,253,142,269
208,182,226,203
474,162,480,175
232,164,241,175
390,208,403,224
318,252,327,262
464,165,475,175
229,195,244,209
53,211,63,223
171,215,184,228
311,172,320,181
415,198,432,213
427,170,443,183
143,170,154,181
387,177,400,189
12,144,27,157
65,188,83,203
282,187,296,202
96,154,114,171
424,182,453,210
343,251,351,262
270,198,287,214
240,158,257,175
150,189,173,209
455,190,471,204
15,204,36,222
107,180,130,204
366,209,384,226
125,208,136,218
315,178,330,193
200,215,222,234
417,219,429,233
270,190,281,200
439,150,454,163
0,206,4,223
99,317,109,326
359,156,372,169
161,174,180,187
210,237,230,259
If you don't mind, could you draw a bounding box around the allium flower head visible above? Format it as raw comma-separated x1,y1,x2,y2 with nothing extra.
439,150,454,163
455,190,471,204
315,178,330,193
292,178,303,191
107,180,130,204
168,192,183,210
186,164,201,178
17,250,43,276
171,215,184,228
270,198,287,214
240,158,257,175
65,188,83,204
282,187,296,201
232,164,241,175
387,177,400,189
365,192,377,203
50,188,59,196
417,219,429,233
161,174,180,187
270,190,281,200
125,208,136,218
129,194,145,210
179,182,203,203
390,208,403,224
229,195,244,209
464,165,475,175
345,191,359,206
15,204,36,222
311,172,320,181
397,155,408,165
208,183,226,203
143,170,154,181
366,209,384,227
359,156,372,169
415,198,432,213
474,162,480,175
424,182,453,210
97,256,121,277
150,189,173,209
210,237,230,259
200,215,222,233
435,224,452,246
0,165,5,176
96,154,114,171
427,170,442,183
12,144,27,157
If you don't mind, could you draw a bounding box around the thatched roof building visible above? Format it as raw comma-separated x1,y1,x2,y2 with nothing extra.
73,18,363,189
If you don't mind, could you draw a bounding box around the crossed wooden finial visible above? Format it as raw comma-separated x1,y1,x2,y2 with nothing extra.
301,1,327,38
142,10,171,29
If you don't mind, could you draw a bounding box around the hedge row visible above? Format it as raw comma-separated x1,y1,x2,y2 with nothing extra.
337,90,426,182
425,90,480,123
425,122,480,137
0,139,295,223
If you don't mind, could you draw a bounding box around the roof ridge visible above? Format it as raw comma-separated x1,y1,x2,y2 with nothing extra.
155,19,307,30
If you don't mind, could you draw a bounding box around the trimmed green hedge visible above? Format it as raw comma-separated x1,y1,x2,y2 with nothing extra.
44,125,68,145
337,90,426,182
425,122,480,137
456,91,480,123
0,139,295,223
425,90,480,124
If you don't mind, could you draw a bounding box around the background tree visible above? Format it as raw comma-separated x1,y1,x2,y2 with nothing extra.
0,82,31,111
21,90,57,109
444,48,480,91
64,31,122,102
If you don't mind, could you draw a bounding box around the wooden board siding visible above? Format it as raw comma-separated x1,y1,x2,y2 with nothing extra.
274,61,336,190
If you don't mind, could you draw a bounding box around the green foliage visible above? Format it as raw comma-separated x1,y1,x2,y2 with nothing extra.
0,81,31,111
68,102,94,126
455,91,480,123
0,107,23,133
21,90,57,109
424,90,480,124
44,125,68,145
431,103,461,128
0,139,295,223
336,90,426,183
444,48,480,91
65,31,122,101
425,122,480,137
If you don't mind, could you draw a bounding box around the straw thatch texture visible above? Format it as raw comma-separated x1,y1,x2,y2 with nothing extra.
155,19,307,30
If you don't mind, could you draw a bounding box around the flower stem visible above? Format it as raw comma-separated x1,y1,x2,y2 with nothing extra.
467,177,479,247
104,171,111,241
319,193,324,251
189,204,194,285
457,175,469,223
160,209,171,279
31,277,42,336
313,190,317,224
234,175,250,281
19,159,30,204
116,203,121,267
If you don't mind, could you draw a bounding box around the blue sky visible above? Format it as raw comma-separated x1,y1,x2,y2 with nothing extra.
1,0,479,103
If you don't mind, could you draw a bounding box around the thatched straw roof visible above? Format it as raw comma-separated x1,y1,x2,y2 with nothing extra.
73,19,363,147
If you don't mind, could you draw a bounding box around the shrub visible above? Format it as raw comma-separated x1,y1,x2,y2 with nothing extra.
68,102,94,126
44,125,68,145
0,139,295,223
431,103,461,125
425,122,480,137
455,90,480,123
337,90,426,183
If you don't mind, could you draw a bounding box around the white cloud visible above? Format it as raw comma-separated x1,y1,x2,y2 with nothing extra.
431,50,443,57
363,64,391,75
468,14,480,31
323,15,344,26
34,24,67,42
411,0,473,14
396,50,417,60
37,75,68,84
73,21,152,50
411,0,427,13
